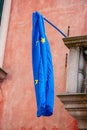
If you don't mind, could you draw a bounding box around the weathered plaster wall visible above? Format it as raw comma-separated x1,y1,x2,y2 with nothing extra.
0,0,87,130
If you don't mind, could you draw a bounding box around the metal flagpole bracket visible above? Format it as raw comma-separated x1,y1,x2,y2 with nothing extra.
44,17,67,38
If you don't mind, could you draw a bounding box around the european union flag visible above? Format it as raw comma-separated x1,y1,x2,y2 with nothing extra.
32,11,54,117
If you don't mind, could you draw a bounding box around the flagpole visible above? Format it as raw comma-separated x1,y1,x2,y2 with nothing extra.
44,17,67,38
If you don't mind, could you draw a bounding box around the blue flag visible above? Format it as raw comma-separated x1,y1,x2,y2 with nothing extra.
32,11,54,117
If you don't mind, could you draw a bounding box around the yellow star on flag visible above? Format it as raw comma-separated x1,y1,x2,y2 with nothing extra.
35,80,38,85
41,38,45,44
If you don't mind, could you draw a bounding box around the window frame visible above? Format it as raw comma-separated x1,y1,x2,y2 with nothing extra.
0,0,12,67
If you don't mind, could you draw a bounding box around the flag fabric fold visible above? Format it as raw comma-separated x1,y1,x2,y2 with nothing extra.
32,11,54,117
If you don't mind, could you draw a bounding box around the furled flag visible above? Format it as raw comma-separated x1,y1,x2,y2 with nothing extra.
32,11,54,117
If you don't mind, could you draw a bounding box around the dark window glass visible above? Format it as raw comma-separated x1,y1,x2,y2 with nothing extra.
0,0,4,23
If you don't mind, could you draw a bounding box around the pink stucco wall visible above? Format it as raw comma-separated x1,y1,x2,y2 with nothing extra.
0,0,87,130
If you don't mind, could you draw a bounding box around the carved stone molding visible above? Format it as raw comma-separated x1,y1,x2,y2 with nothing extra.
57,35,87,130
57,93,87,130
63,35,87,48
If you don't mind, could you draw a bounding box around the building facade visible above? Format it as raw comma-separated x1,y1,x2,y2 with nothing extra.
0,0,87,130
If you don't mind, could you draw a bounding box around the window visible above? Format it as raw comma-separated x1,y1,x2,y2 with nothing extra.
0,0,12,81
0,0,4,23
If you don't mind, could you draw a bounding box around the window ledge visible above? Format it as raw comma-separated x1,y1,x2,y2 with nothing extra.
0,68,7,82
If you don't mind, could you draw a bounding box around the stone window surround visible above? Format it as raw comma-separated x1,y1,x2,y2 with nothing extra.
0,0,12,67
63,35,87,93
